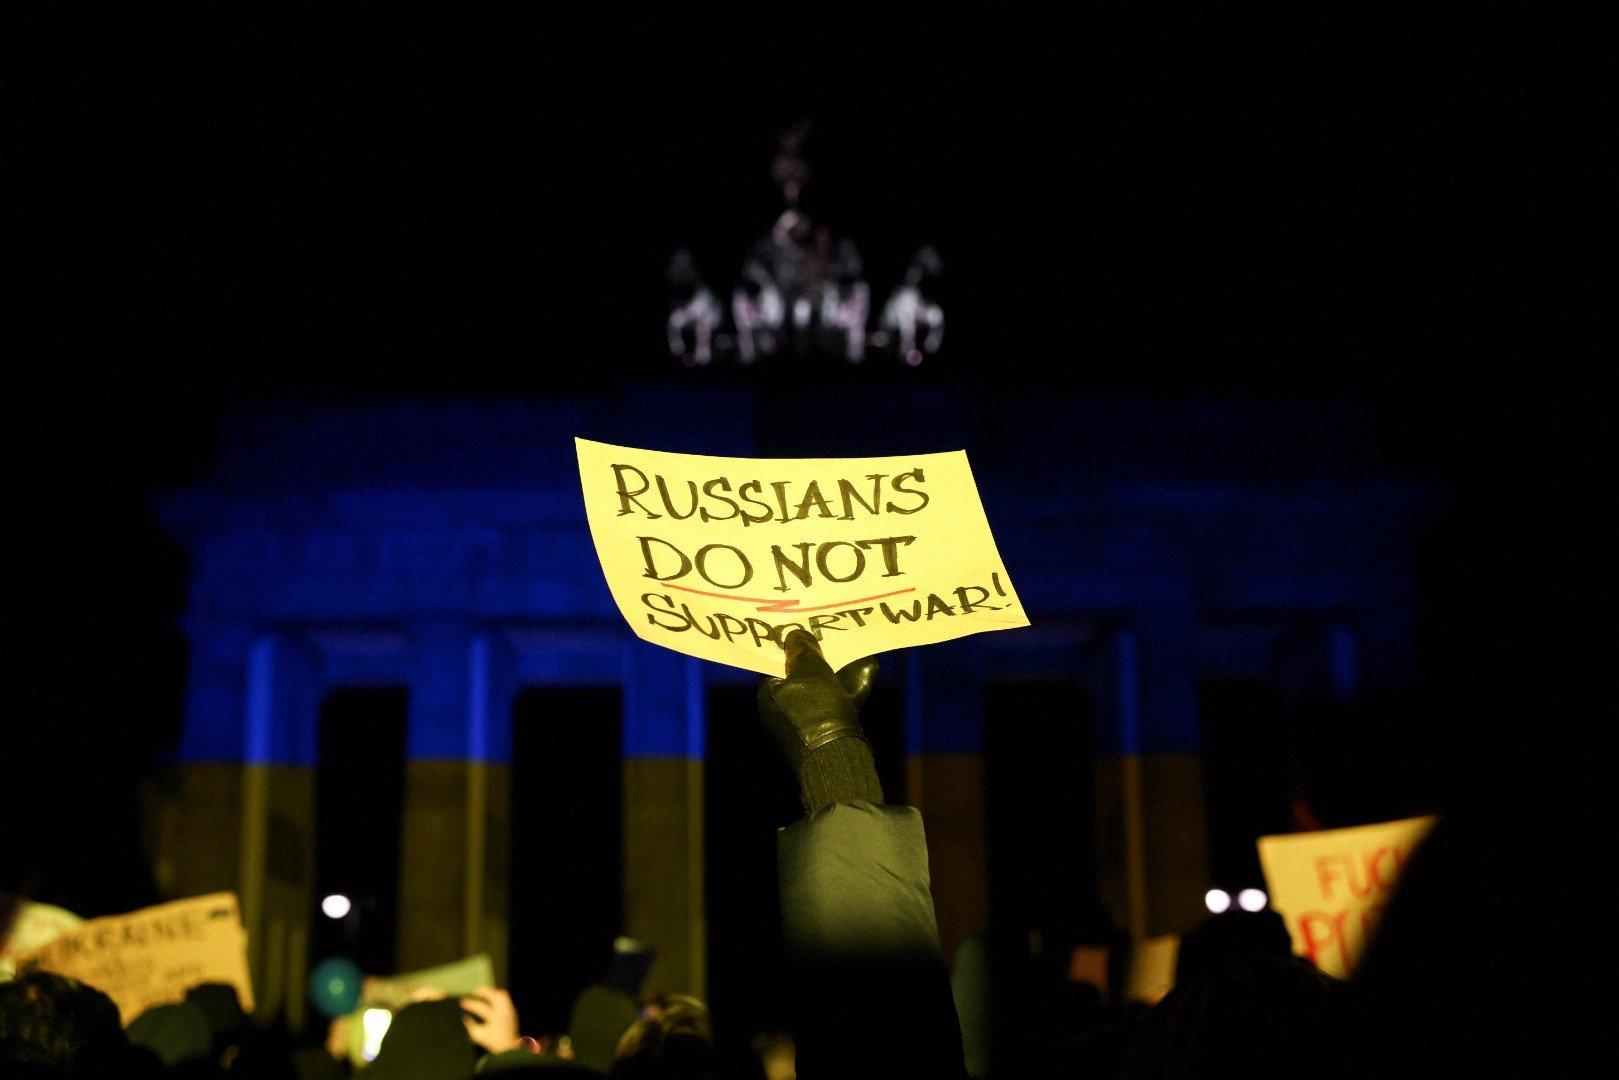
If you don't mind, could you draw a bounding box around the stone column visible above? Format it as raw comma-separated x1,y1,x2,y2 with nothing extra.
396,624,515,977
620,645,706,1002
902,638,989,969
463,633,516,984
237,632,321,1031
1093,621,1210,943
145,618,256,911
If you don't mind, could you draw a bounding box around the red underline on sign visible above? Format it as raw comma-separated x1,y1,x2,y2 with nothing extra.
659,581,918,613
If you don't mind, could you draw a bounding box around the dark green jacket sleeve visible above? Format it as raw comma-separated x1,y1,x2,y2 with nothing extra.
777,802,969,1080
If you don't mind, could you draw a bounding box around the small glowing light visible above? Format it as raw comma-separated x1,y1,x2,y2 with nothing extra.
1204,888,1232,914
361,1008,393,1061
1237,888,1268,912
321,894,352,919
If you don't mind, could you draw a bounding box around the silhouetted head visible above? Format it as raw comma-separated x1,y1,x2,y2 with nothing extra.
1123,953,1350,1079
1174,907,1295,989
0,965,136,1077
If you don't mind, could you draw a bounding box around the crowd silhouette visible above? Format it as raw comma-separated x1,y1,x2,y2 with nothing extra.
2,628,1581,1077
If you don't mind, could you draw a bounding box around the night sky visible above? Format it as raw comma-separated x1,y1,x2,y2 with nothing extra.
15,11,1551,399
8,12,1581,921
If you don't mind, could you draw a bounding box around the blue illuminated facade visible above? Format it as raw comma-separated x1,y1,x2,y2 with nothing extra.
147,379,1447,1030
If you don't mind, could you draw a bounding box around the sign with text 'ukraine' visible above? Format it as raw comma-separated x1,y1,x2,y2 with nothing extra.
576,438,1029,676
15,892,254,1026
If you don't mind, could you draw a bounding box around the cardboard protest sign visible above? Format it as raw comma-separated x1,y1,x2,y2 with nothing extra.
1257,814,1438,978
14,892,254,1025
576,438,1029,676
0,901,83,981
347,953,498,1067
358,951,496,1010
1122,933,1178,1005
1065,945,1112,1002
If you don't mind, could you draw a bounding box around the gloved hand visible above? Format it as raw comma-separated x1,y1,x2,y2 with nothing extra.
757,629,879,773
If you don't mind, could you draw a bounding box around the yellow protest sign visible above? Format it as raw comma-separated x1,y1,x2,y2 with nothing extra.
1,900,83,980
1123,933,1179,1005
359,951,496,1010
1257,814,1437,978
13,892,254,1025
576,438,1029,676
343,953,498,1067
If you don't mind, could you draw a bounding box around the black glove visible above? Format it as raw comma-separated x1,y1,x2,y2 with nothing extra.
757,629,879,774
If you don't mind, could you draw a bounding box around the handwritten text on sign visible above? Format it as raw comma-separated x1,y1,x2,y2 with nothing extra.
14,892,255,1026
576,439,1029,676
1257,815,1437,978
